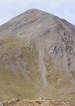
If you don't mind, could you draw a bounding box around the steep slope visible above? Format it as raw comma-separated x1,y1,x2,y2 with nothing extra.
0,9,75,104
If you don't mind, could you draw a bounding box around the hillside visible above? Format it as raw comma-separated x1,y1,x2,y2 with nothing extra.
0,9,75,104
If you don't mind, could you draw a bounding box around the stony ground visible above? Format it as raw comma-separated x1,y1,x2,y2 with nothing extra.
1,99,75,106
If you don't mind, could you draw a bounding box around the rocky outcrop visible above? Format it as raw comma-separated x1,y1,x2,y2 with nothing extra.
0,98,19,106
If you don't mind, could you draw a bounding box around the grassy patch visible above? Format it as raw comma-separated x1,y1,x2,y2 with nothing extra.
0,36,41,101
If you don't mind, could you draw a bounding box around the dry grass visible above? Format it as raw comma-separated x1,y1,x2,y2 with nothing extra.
2,99,74,106
0,36,75,104
0,36,40,101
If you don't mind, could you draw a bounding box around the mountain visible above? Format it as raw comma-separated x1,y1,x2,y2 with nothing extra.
0,9,75,104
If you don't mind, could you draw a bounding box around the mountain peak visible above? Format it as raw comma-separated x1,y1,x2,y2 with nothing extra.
0,9,57,36
25,8,42,13
0,9,75,103
23,9,55,18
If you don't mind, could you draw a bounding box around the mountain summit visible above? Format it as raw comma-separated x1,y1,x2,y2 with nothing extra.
0,9,75,103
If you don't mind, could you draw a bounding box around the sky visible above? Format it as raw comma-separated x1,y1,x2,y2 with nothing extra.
0,0,75,25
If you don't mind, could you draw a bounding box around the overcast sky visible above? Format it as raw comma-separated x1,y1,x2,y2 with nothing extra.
0,0,75,25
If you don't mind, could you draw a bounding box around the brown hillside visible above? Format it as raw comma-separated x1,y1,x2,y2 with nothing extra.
0,9,75,104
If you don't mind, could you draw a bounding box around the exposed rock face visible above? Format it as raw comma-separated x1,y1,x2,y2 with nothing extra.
0,9,75,103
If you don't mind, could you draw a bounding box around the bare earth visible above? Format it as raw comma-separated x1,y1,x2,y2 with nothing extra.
0,99,75,106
